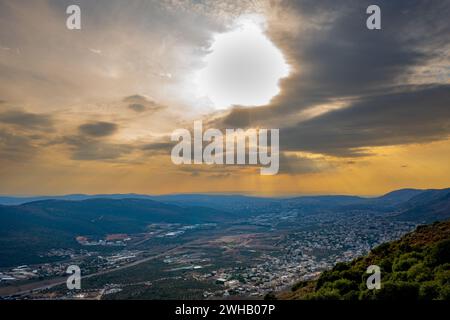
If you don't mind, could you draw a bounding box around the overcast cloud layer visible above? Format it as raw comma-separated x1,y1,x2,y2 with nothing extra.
0,0,449,195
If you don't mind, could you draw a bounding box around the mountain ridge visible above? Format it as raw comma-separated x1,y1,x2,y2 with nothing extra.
0,187,446,206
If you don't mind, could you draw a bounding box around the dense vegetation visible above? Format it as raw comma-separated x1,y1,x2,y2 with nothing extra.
283,220,450,300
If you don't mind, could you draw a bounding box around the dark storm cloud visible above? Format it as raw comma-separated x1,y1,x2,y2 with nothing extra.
217,0,450,157
142,141,174,155
279,0,444,97
123,95,166,113
71,141,131,161
0,129,37,161
278,153,329,175
178,164,241,178
281,84,450,157
53,120,132,160
128,103,147,113
78,121,118,137
176,154,327,177
220,107,252,128
0,109,53,130
58,135,132,161
123,95,148,103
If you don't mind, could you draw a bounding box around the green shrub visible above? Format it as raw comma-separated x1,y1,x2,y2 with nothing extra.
291,281,308,292
434,269,450,286
374,281,419,300
390,271,408,281
358,289,376,300
332,279,358,294
407,263,432,282
393,256,419,272
438,284,450,300
426,240,450,266
310,288,341,300
333,262,350,272
371,242,391,256
419,281,440,300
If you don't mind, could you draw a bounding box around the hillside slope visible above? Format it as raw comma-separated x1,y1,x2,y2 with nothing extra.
392,188,450,222
281,219,450,300
0,198,234,267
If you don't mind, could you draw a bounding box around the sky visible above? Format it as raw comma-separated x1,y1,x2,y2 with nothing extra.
0,0,449,196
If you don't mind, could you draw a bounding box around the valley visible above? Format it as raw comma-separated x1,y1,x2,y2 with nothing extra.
0,188,448,299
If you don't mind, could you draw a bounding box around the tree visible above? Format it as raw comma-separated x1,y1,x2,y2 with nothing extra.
374,281,419,300
419,281,439,300
264,292,277,300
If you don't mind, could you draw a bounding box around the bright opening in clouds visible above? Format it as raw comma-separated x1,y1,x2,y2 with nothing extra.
195,16,290,110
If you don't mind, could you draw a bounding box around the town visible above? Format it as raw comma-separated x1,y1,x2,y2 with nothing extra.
0,203,417,300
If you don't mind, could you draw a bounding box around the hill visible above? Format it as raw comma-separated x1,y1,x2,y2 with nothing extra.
391,188,450,222
0,198,234,267
2,188,448,222
0,193,275,208
0,198,235,233
280,219,450,300
373,188,424,206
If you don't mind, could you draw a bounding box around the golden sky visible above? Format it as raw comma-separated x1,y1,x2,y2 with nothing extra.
0,0,449,196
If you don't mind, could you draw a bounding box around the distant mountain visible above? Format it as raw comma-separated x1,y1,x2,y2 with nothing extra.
0,198,234,267
372,188,425,206
0,198,236,234
335,188,448,215
150,194,281,214
0,194,157,206
0,193,276,210
280,188,449,223
1,188,449,219
285,195,365,210
391,188,450,222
